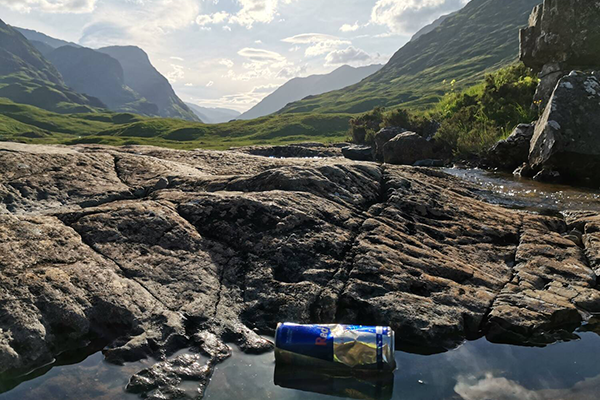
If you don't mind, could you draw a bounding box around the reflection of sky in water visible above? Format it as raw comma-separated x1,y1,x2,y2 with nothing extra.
2,333,600,400
443,168,600,213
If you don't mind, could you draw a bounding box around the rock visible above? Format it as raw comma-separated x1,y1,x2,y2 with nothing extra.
533,168,561,183
520,0,600,106
513,163,535,178
486,124,535,171
341,145,373,162
382,132,436,165
528,73,600,184
413,159,445,167
2,142,600,393
232,143,342,158
374,127,405,161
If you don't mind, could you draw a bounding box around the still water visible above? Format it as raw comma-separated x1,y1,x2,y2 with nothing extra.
2,330,600,400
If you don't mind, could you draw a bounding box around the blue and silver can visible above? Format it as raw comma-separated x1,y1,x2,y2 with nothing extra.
275,323,396,371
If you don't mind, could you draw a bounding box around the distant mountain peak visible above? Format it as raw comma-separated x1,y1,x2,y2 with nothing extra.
238,64,383,120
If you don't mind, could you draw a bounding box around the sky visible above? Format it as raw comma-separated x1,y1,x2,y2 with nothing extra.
0,0,469,112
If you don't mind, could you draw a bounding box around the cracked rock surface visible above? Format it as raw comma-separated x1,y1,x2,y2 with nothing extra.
1,142,600,398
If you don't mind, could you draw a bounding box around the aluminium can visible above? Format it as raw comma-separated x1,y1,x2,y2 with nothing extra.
274,323,396,371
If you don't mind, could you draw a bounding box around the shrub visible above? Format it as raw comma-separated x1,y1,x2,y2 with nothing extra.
434,63,538,158
349,106,384,144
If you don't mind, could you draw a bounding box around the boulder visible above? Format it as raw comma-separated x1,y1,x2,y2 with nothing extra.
520,0,600,106
486,123,535,171
374,127,405,161
528,72,600,184
382,132,436,165
341,145,373,161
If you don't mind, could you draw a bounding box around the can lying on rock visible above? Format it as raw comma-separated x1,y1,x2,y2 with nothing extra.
275,323,396,371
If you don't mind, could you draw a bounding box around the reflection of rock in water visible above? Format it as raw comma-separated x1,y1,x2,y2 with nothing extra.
274,365,393,400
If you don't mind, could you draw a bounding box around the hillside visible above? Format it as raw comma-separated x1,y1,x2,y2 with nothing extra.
98,46,199,122
238,64,382,120
186,103,240,124
0,98,351,149
46,46,159,116
0,19,104,113
280,0,541,114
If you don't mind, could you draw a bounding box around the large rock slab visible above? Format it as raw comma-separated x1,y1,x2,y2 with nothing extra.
1,143,599,396
520,0,600,106
528,72,600,184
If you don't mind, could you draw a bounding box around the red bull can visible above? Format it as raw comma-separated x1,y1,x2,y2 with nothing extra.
275,323,396,371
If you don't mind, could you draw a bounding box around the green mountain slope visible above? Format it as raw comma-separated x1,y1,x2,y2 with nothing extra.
47,46,160,116
281,0,540,114
0,19,104,113
98,46,200,122
0,98,351,149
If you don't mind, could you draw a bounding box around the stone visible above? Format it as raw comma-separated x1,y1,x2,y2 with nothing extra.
1,142,600,394
374,127,405,161
382,132,436,166
341,145,373,162
520,0,600,106
232,143,342,158
486,124,535,171
513,163,535,178
528,73,600,184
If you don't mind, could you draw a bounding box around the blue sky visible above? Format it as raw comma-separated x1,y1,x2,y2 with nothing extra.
0,0,469,112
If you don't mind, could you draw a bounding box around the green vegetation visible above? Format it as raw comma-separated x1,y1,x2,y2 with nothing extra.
0,98,351,150
280,0,540,115
350,64,539,158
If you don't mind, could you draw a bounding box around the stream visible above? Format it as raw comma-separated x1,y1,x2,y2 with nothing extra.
2,168,600,400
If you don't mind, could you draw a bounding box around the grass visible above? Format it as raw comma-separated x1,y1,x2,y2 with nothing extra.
0,98,352,150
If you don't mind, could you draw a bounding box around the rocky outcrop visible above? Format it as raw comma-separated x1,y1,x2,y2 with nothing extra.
486,123,534,171
1,142,599,396
528,72,600,184
341,145,373,162
520,0,600,106
374,127,405,161
382,132,436,165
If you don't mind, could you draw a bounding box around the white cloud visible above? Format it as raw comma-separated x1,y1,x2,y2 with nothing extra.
196,11,230,26
282,33,350,57
238,47,285,62
170,56,185,61
251,83,279,94
206,81,214,87
325,46,371,66
0,0,96,13
340,21,360,32
166,64,185,82
219,59,235,68
229,0,297,29
370,0,468,34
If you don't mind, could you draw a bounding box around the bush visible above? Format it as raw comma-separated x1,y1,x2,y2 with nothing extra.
349,106,384,144
434,63,538,157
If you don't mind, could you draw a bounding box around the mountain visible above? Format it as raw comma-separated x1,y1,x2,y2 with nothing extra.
14,27,80,50
238,64,383,120
46,46,159,116
98,46,199,121
186,103,240,124
0,19,104,113
410,13,454,42
280,0,541,114
28,40,55,56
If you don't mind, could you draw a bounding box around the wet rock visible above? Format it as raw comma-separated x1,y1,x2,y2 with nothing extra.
520,0,600,106
528,73,600,184
383,132,436,166
127,353,214,399
374,127,405,161
341,145,373,162
486,124,535,171
513,163,535,178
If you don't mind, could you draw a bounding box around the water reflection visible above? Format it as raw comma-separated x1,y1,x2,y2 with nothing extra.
274,365,394,400
2,333,600,400
443,168,600,212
